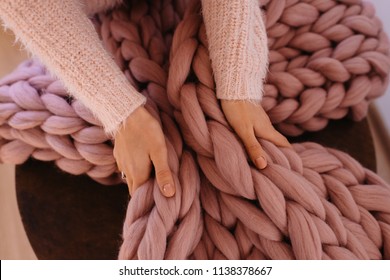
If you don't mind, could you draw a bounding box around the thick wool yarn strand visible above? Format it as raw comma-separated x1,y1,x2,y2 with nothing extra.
261,0,390,135
0,0,389,259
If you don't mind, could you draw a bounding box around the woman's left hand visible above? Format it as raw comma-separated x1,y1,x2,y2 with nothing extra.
221,100,291,170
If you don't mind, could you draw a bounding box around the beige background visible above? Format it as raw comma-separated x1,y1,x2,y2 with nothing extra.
0,29,36,259
1,1,390,259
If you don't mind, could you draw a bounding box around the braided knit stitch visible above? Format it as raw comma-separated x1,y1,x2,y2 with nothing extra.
147,0,390,260
260,0,390,135
0,0,389,259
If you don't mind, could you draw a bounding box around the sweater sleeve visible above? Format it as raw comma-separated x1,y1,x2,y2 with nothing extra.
201,0,268,102
0,0,146,136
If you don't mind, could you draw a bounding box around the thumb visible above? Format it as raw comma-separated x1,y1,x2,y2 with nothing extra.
241,130,267,170
151,148,175,197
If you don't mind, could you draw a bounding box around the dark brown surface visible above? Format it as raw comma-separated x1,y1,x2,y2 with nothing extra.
15,161,129,260
16,118,376,259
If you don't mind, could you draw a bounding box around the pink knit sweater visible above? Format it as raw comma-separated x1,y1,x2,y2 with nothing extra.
0,0,268,136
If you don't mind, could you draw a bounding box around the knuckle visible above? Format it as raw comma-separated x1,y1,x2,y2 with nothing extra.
247,142,261,153
157,142,168,152
246,143,263,159
156,169,171,181
237,125,252,137
155,136,167,149
152,147,168,161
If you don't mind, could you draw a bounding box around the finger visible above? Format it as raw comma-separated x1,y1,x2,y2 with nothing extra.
123,173,134,195
254,125,291,148
240,129,267,170
150,147,175,197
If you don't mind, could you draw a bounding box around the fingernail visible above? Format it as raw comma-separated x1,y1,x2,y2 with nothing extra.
162,183,175,197
255,156,267,169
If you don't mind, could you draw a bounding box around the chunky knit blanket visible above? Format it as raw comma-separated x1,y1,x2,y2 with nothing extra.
1,0,390,259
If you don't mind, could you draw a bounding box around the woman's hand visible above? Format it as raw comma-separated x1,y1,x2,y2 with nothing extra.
113,106,175,197
221,100,291,169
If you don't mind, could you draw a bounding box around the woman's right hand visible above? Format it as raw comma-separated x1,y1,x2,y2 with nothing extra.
113,106,175,197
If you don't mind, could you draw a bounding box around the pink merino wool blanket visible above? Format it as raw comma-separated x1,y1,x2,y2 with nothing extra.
0,0,390,259
0,0,389,184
